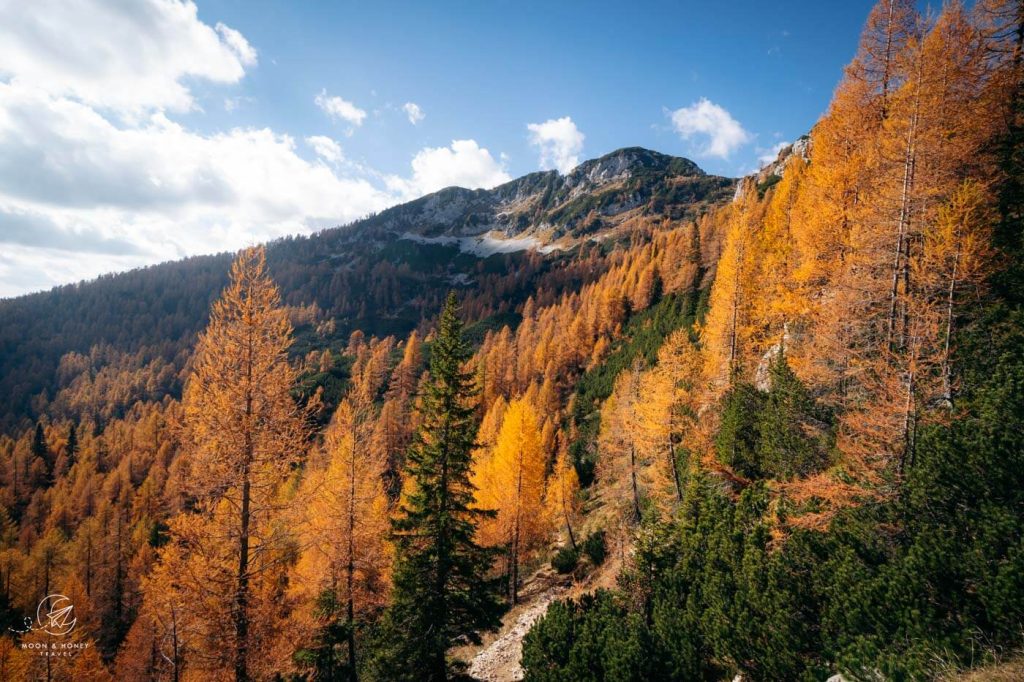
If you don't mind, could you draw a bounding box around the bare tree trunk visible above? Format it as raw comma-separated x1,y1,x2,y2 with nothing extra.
347,434,358,681
728,275,740,376
510,448,524,605
562,499,577,551
667,437,683,502
898,365,916,475
235,471,251,682
940,225,963,405
171,609,180,682
629,442,641,522
234,318,256,682
880,0,897,119
887,55,921,352
887,109,919,350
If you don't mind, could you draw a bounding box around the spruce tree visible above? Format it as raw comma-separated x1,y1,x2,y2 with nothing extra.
714,383,763,479
757,351,829,479
31,422,51,484
386,292,501,681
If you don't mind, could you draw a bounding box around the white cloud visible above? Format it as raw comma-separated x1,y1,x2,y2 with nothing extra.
526,116,584,173
0,1,514,297
305,135,343,164
224,95,254,112
402,102,425,125
387,140,511,197
0,80,392,261
215,22,257,66
668,98,751,159
0,0,253,114
315,90,367,128
758,141,790,166
0,80,507,296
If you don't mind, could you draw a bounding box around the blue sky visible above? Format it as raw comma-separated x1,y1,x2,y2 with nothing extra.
0,0,877,297
192,0,876,177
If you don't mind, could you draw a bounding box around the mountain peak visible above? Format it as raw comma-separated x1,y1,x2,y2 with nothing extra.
361,146,733,246
570,147,705,181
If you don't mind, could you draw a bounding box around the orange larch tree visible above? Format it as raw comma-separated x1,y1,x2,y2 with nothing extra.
544,439,581,551
173,246,313,681
472,396,549,604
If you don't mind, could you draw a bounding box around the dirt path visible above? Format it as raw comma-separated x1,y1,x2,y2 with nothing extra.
466,578,569,681
458,543,623,681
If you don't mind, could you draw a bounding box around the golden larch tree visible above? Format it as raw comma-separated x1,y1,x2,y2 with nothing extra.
544,440,581,551
597,360,651,524
175,246,312,681
291,389,391,677
472,396,549,604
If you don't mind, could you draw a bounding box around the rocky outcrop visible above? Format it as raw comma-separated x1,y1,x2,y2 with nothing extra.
355,147,735,253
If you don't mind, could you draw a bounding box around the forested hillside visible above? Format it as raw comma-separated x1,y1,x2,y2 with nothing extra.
0,147,731,434
523,0,1024,679
0,1,1022,680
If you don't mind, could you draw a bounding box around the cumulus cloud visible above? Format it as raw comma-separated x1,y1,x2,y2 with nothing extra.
0,0,253,114
0,84,505,295
0,79,392,256
0,1,515,297
386,140,511,197
315,90,367,128
526,116,585,173
0,207,142,256
305,135,343,164
402,102,425,125
0,243,151,299
215,22,258,66
668,98,751,158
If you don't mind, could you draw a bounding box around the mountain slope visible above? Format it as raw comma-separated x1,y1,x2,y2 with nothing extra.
359,147,730,245
0,148,734,432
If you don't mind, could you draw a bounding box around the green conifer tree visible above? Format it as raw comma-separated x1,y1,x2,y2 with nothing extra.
385,292,501,681
31,422,52,484
757,351,830,479
714,383,764,479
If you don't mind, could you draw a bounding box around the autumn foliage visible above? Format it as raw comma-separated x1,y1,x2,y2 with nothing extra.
0,2,1019,679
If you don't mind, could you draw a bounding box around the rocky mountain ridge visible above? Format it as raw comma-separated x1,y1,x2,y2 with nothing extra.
344,147,734,252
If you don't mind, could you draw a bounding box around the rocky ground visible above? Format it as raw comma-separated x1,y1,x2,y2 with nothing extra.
455,532,626,682
465,569,570,682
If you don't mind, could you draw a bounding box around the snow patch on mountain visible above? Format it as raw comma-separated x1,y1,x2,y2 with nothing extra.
398,232,460,247
399,231,562,258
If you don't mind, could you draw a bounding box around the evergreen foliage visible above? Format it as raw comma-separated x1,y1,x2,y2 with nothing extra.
571,291,699,484
715,353,832,481
713,383,764,478
521,590,657,682
581,531,607,567
383,293,502,681
757,351,832,479
551,546,579,574
524,300,1024,681
293,590,355,681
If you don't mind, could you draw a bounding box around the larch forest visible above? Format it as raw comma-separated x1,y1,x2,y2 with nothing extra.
1,1,1024,680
